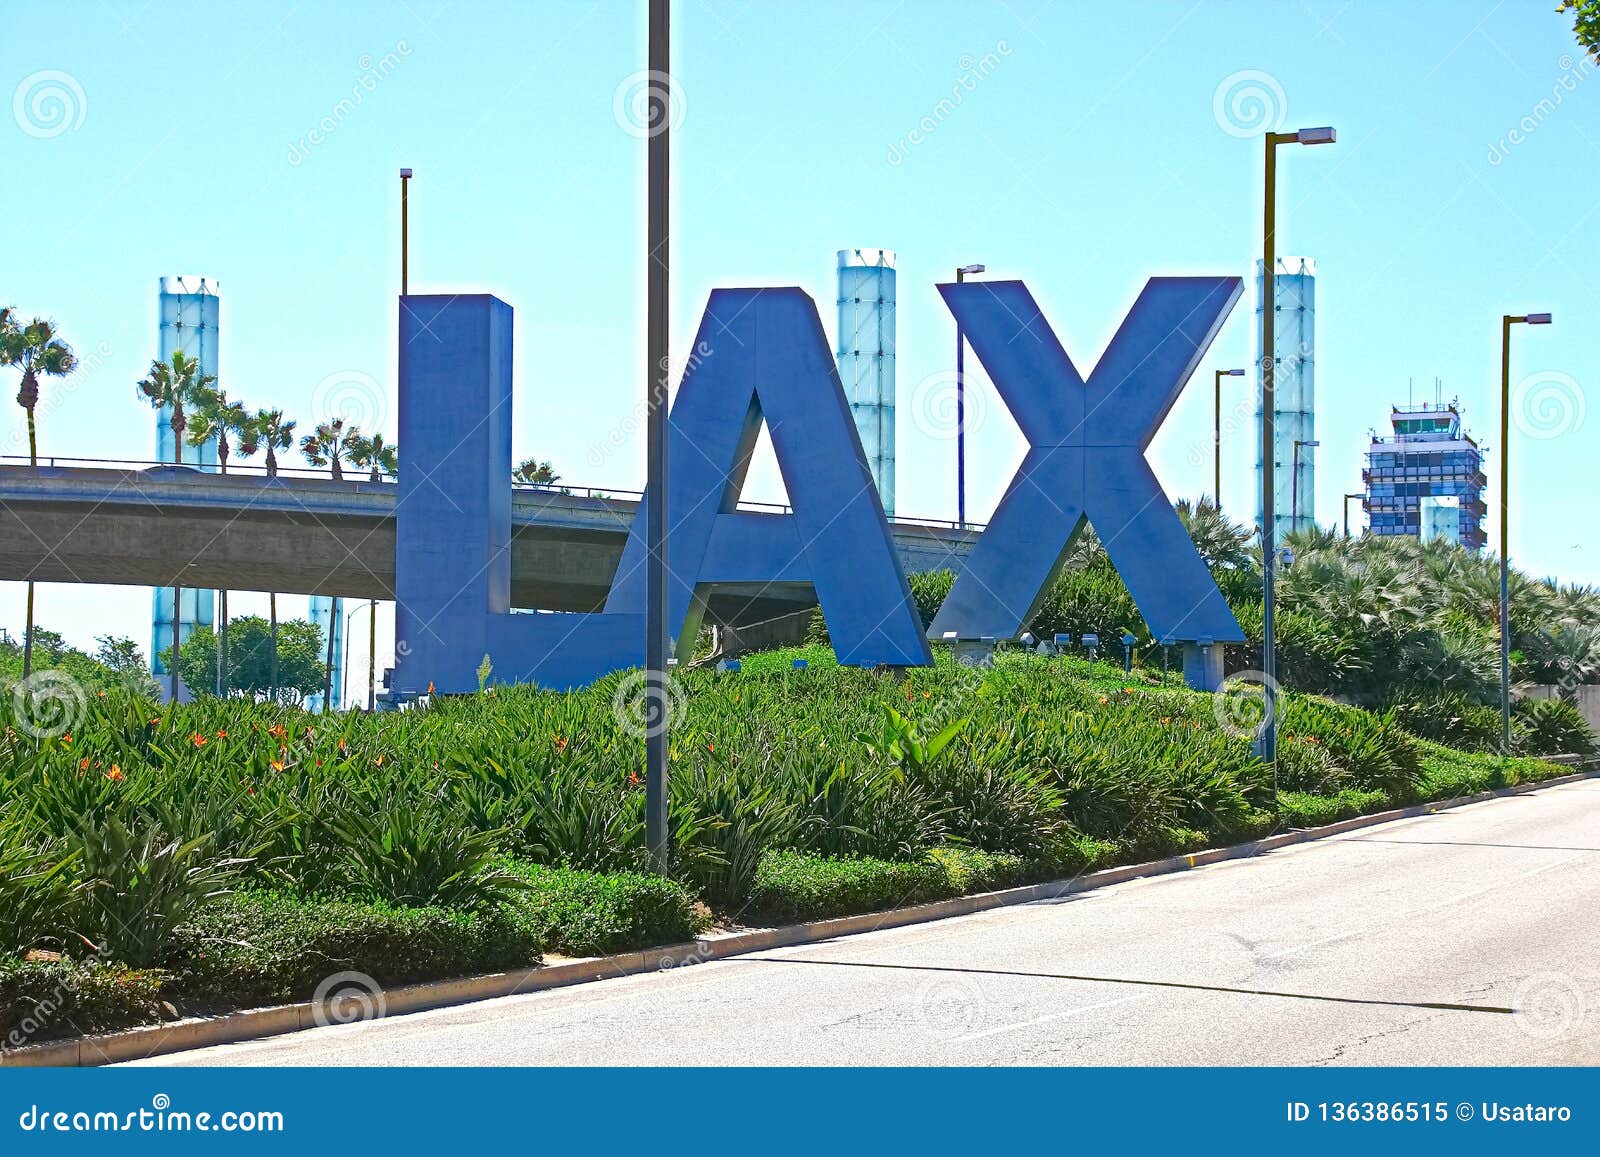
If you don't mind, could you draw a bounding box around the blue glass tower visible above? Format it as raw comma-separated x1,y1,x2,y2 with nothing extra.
151,276,218,686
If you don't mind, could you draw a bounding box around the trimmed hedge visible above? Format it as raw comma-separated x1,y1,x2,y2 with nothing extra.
1,957,166,1048
167,891,540,1008
748,850,959,922
929,846,1032,892
498,862,706,957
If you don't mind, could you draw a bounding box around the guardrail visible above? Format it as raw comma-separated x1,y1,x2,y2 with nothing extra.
0,456,985,531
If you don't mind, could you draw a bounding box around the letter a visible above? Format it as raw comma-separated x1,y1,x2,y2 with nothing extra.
607,288,930,669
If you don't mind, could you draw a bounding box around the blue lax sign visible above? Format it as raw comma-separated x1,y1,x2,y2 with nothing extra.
392,276,1243,696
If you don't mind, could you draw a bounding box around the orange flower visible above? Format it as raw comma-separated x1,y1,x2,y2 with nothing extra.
215,729,227,739
61,734,72,745
706,742,715,753
191,733,207,747
373,754,384,766
79,756,90,771
553,736,568,752
337,739,348,755
149,717,161,726
268,723,287,739
105,765,124,783
923,691,932,700
1098,696,1109,705
427,681,435,695
269,759,285,773
628,770,642,786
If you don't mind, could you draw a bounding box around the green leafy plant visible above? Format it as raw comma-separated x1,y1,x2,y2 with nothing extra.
856,704,970,773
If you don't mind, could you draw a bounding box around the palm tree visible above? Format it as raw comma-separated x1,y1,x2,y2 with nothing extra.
1,310,79,680
238,407,295,477
235,408,296,698
513,457,560,486
301,418,361,481
189,387,251,695
349,431,397,482
136,350,213,701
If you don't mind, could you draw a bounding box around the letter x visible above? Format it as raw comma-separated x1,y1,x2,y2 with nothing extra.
930,277,1245,645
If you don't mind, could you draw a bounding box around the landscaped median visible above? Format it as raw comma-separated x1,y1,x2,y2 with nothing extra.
1,644,1587,1054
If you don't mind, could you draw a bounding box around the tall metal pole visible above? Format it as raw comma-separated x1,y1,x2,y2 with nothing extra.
368,600,377,711
1495,310,1549,752
644,0,671,873
1499,314,1512,753
956,266,967,529
1214,369,1223,508
1260,133,1279,766
1343,492,1363,538
400,169,411,295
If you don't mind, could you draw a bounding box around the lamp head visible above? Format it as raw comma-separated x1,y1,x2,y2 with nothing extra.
957,264,986,276
1224,368,1246,376
1295,126,1336,145
1525,313,1552,325
400,167,413,179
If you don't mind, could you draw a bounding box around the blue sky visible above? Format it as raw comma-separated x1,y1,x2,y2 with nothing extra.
3,0,1597,691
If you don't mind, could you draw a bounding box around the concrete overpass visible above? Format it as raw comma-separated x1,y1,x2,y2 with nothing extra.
0,465,976,637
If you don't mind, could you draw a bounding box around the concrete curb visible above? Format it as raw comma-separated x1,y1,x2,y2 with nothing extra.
5,769,1594,1068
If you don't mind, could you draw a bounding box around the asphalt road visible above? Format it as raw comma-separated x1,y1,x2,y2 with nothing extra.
139,779,1600,1066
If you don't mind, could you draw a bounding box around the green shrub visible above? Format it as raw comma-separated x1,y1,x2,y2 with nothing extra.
929,846,1031,891
906,571,954,628
0,808,77,956
747,851,958,922
69,817,245,967
1389,691,1502,751
168,891,539,1007
498,862,705,956
314,789,519,909
1515,698,1598,757
1277,788,1390,827
1,957,166,1048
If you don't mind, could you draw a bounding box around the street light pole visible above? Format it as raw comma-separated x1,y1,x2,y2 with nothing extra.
1499,311,1552,751
400,169,412,295
1291,438,1320,531
955,263,985,528
644,0,671,873
341,598,380,712
1342,491,1364,538
1214,367,1245,509
1260,125,1334,768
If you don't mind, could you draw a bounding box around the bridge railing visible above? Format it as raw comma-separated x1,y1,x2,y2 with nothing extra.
1,455,984,531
